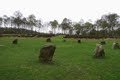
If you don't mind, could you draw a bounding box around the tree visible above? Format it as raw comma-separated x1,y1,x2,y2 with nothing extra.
50,20,58,34
83,22,93,35
0,17,2,27
3,15,8,28
22,17,27,29
103,13,119,37
73,23,82,35
27,14,36,33
13,11,23,30
96,19,108,37
10,16,15,28
60,18,72,34
69,27,73,35
36,19,42,32
73,19,85,35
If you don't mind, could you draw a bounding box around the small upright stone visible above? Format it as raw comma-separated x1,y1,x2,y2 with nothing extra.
63,35,67,38
94,44,105,58
112,42,120,49
39,44,56,63
12,39,18,44
63,39,66,42
46,38,51,42
100,41,106,45
78,39,81,43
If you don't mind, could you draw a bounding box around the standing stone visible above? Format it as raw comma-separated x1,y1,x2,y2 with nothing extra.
39,44,56,63
63,39,66,42
94,44,105,58
100,41,106,45
78,39,81,43
63,35,67,38
112,42,120,49
12,39,18,44
46,38,51,42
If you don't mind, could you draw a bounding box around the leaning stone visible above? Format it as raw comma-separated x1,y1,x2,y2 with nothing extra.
112,42,120,49
12,39,18,44
93,44,105,58
46,38,51,42
39,44,56,63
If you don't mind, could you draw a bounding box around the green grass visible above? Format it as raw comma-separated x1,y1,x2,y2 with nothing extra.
0,36,120,80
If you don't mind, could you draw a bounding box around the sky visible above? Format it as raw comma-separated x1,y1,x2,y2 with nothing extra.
0,0,120,23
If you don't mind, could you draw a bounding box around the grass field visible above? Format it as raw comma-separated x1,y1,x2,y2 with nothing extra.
0,36,120,80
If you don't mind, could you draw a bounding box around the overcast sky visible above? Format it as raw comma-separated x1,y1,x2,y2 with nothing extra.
0,0,120,23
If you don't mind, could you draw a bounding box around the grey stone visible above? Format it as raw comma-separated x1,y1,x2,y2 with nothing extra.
112,42,120,49
100,41,106,45
12,39,18,44
78,39,81,43
94,44,105,58
46,38,51,42
63,39,66,42
39,44,56,63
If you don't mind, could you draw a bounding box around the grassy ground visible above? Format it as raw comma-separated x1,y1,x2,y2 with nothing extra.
0,36,120,80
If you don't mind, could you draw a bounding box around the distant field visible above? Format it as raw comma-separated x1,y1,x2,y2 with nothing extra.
0,36,120,80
